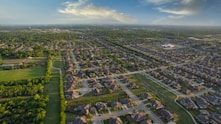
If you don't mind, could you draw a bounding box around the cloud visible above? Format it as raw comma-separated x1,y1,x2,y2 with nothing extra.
157,7,195,15
144,0,204,15
144,0,174,5
159,0,203,15
58,0,134,23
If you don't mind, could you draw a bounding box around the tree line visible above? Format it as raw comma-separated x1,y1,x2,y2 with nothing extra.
0,54,53,124
0,84,44,98
0,77,47,86
0,95,48,124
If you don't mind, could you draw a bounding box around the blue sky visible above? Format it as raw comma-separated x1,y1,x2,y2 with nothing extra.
0,0,221,25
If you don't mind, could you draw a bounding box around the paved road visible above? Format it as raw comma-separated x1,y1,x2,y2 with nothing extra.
79,70,147,82
127,46,176,65
144,72,214,98
75,59,110,64
116,79,164,124
72,80,92,98
93,104,164,124
79,66,169,82
92,78,164,124
143,73,185,97
70,43,208,124
69,46,90,96
142,73,198,124
70,49,80,72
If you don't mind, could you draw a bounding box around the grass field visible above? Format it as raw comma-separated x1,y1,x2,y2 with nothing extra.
44,57,63,124
53,60,62,68
133,74,194,124
2,57,46,64
0,67,46,81
44,73,60,124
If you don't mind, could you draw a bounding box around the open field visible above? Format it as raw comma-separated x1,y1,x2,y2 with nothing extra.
0,67,46,81
2,57,46,64
53,60,62,68
132,74,194,124
44,58,63,124
44,73,60,124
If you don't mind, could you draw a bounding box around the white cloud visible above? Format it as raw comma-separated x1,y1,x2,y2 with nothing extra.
58,0,134,23
145,0,174,5
157,7,195,15
144,0,203,15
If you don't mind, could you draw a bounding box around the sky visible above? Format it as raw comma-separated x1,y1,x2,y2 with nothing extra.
0,0,221,26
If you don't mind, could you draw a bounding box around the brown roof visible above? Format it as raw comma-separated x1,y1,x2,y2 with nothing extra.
131,112,147,122
73,116,87,124
109,117,123,124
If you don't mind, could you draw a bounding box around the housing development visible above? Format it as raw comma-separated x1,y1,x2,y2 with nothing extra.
0,26,221,124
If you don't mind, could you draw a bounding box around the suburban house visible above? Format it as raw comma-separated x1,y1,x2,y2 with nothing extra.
131,111,147,122
109,117,123,124
150,100,164,110
73,116,87,124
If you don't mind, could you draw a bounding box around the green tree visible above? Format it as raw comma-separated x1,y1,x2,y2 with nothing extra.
0,54,2,64
34,94,41,100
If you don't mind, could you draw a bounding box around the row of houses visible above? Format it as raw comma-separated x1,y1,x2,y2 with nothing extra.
150,68,203,95
196,113,221,124
180,92,221,124
72,98,136,116
175,65,220,89
131,44,201,64
70,111,153,124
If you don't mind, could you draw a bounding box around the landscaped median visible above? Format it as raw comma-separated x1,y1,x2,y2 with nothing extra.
132,74,195,124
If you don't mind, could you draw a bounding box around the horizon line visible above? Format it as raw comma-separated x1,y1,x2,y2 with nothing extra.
1,24,221,27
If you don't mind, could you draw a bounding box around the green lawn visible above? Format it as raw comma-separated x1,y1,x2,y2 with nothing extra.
44,73,60,124
53,60,62,68
2,57,46,64
44,58,63,124
0,67,46,81
132,74,194,124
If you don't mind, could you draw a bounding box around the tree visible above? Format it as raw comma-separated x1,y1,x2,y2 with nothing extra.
34,94,41,100
0,54,2,64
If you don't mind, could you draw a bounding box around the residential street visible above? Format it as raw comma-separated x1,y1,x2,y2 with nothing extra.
92,78,164,124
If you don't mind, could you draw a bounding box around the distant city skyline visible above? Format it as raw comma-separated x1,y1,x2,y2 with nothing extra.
0,0,221,26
